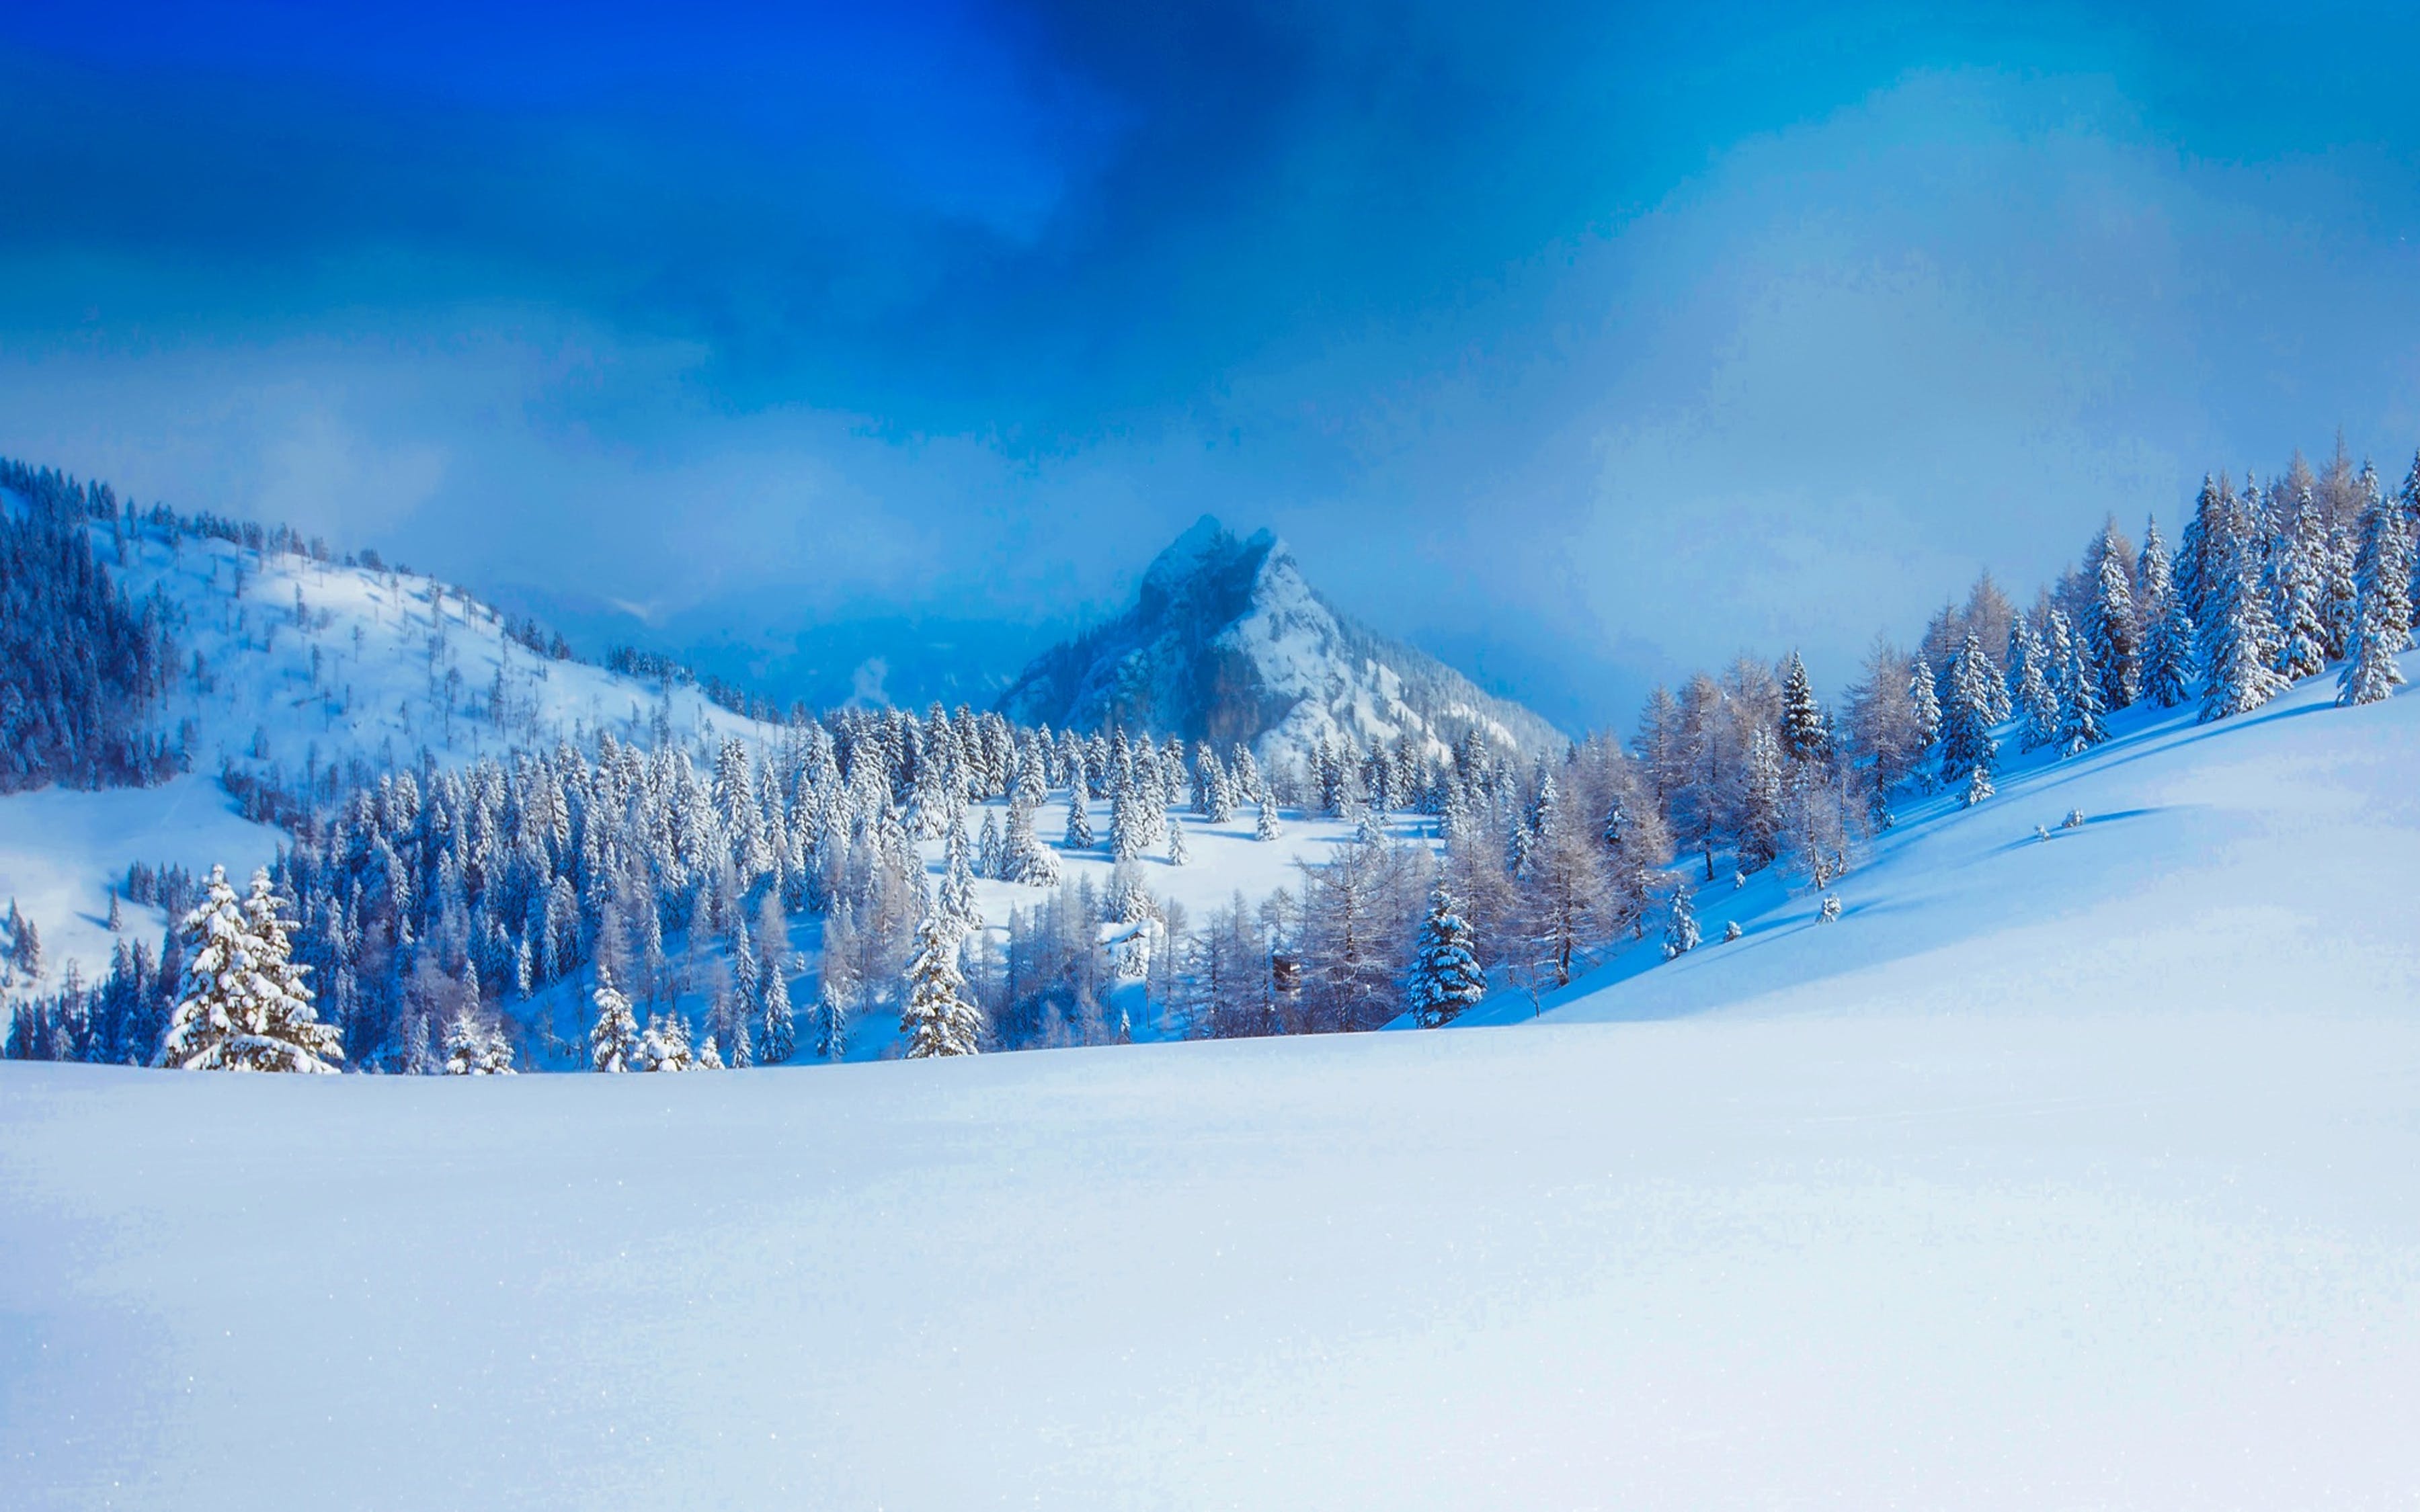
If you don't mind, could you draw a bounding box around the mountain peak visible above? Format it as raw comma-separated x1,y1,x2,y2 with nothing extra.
998,521,1561,765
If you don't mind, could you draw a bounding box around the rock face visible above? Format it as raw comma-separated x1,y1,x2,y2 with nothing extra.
997,516,1564,765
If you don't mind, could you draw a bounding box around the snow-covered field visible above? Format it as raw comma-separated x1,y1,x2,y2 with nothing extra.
5,657,2417,1507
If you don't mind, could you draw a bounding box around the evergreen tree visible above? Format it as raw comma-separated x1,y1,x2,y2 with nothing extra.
1735,727,1784,871
1777,651,1828,766
2338,487,2415,707
1255,799,1282,842
639,1009,695,1071
754,892,797,1064
1406,883,1487,1028
1061,769,1095,849
2052,608,2108,755
1166,816,1191,867
1962,763,1994,806
2199,489,2292,722
588,966,639,1073
2013,622,2060,751
901,907,983,1058
159,866,341,1073
2083,517,2141,710
1908,659,1942,755
1935,634,1999,784
442,1010,515,1075
2137,519,2197,709
2271,504,2329,681
1660,880,1700,961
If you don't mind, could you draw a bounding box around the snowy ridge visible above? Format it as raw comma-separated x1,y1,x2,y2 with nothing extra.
100,520,784,786
998,515,1564,766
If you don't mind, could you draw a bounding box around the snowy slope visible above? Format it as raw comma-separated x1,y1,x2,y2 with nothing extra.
1000,515,1564,766
1462,644,2420,1033
99,521,783,782
0,777,284,998
0,521,788,997
4,654,2418,1509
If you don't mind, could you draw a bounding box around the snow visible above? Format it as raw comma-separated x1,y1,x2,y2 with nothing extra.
1,522,786,996
0,777,284,995
1465,646,2420,1033
98,520,784,782
5,654,2419,1507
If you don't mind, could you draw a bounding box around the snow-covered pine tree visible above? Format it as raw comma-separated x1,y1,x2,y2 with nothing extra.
1962,764,1994,806
1406,883,1487,1028
1166,816,1190,867
1736,726,1784,872
939,821,981,931
2338,485,2415,707
1778,651,1828,766
589,966,639,1073
975,809,1002,880
1660,880,1701,961
2136,519,2197,709
754,890,797,1064
1062,768,1095,849
900,907,983,1058
159,866,343,1073
1255,799,1282,842
639,1009,695,1071
1935,633,1999,784
2052,607,2108,755
2271,501,2329,681
1908,659,1942,756
2083,517,2141,710
2199,487,2292,722
2013,621,2059,750
442,1010,515,1074
1003,790,1060,886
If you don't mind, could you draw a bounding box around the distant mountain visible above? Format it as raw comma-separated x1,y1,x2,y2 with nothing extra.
484,582,1056,716
998,516,1565,764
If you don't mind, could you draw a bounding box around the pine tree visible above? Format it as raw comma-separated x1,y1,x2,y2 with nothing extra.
2013,622,2060,751
1255,799,1282,842
1908,660,1942,755
2083,517,2141,710
1166,816,1190,867
442,1011,515,1075
2052,608,2108,755
901,907,983,1058
2271,505,2329,681
1962,764,1994,806
1778,651,1828,766
1935,633,1999,784
159,867,342,1073
1406,883,1487,1028
2338,487,2415,707
639,1009,695,1071
2199,490,2292,722
2137,519,2197,709
1736,726,1784,871
1660,881,1701,961
589,966,639,1073
1062,769,1095,849
754,892,797,1064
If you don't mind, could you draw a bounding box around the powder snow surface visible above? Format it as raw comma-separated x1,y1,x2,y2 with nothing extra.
4,663,2419,1508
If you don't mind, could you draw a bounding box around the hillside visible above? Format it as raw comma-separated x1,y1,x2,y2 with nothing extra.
0,498,789,1002
3,650,2415,1508
998,515,1565,765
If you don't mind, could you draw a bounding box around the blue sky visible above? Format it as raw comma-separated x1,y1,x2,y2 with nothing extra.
5,1,2420,727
